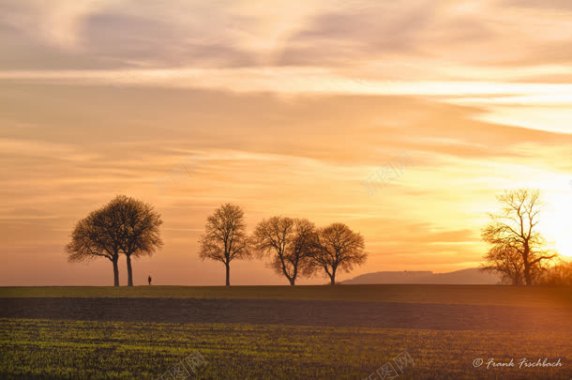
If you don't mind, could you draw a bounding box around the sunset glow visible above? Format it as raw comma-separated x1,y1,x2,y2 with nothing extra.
1,0,572,285
541,193,572,258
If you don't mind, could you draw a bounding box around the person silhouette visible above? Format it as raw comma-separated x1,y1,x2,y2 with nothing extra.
148,275,152,286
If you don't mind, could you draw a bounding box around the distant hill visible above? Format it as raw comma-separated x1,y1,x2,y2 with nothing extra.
343,268,501,285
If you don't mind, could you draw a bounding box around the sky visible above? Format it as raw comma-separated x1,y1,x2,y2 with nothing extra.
1,0,572,286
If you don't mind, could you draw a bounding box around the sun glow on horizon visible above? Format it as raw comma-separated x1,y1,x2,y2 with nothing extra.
540,192,572,258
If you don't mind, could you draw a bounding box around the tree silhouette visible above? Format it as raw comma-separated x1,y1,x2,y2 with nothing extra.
199,203,251,286
311,223,367,285
66,195,162,287
481,245,524,285
106,196,163,287
536,259,572,285
482,189,556,286
253,217,316,286
67,204,123,286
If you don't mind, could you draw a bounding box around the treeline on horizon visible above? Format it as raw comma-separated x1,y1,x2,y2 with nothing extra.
67,190,572,288
67,196,367,287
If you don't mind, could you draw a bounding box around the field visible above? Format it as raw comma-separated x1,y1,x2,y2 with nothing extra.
1,285,571,379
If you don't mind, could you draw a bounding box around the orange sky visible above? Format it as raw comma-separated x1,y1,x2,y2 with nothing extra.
1,1,572,286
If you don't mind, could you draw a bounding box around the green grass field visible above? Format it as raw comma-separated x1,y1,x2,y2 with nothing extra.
1,285,571,379
1,318,569,379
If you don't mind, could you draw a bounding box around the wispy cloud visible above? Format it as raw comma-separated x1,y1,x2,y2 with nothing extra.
0,1,118,50
3,67,572,136
2,0,572,70
2,67,572,96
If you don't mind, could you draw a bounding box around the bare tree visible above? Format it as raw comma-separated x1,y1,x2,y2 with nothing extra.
107,195,163,287
481,245,524,285
199,203,251,286
482,189,556,286
253,217,316,286
66,195,162,287
311,223,367,285
537,258,572,286
67,206,122,287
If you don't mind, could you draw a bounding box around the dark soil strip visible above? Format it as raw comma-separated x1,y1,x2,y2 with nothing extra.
1,297,570,331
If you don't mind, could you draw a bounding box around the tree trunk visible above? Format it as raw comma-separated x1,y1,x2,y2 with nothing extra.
225,262,230,287
523,262,532,286
329,268,336,286
112,257,120,287
523,247,532,286
281,259,295,286
126,254,134,287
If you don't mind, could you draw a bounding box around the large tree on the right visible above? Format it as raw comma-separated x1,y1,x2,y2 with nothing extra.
482,189,556,286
